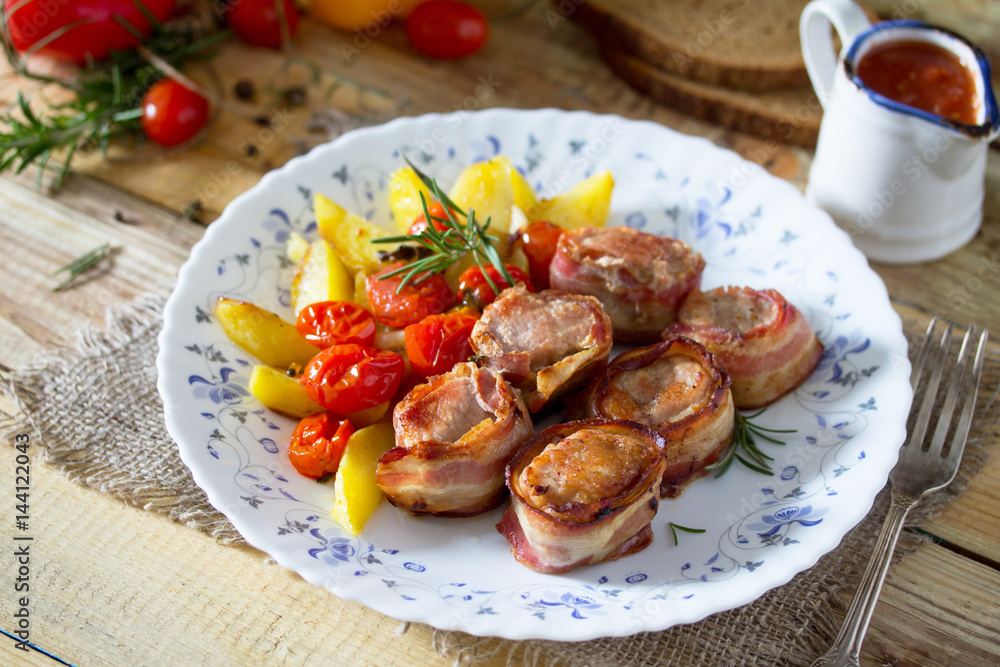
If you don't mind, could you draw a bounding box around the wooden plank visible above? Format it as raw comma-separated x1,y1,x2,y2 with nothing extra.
0,451,469,667
859,542,1000,666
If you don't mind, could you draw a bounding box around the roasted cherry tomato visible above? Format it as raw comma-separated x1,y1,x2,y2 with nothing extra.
404,310,479,377
406,0,488,60
3,0,177,63
296,300,376,348
408,201,452,235
366,262,456,329
300,344,404,415
514,220,564,289
457,264,533,309
226,0,300,49
287,411,355,479
141,79,211,147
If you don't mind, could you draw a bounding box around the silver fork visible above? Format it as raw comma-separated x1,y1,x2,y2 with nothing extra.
811,318,989,667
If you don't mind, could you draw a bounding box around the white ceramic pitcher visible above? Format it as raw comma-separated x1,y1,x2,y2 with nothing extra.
800,0,1000,264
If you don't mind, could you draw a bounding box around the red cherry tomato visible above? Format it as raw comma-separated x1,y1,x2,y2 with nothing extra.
366,262,456,329
3,0,177,64
408,202,452,235
287,411,355,479
457,264,533,308
296,301,376,349
404,310,479,377
299,344,405,415
226,0,299,49
141,79,211,147
406,0,488,60
515,220,564,289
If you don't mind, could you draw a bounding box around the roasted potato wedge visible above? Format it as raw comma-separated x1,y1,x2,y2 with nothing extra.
534,170,614,229
448,157,515,236
285,231,310,265
291,238,354,317
249,365,324,419
215,298,318,368
388,166,434,233
332,422,396,535
497,156,539,216
314,193,396,275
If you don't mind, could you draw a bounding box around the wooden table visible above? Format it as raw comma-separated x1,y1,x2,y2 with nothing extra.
2,3,999,665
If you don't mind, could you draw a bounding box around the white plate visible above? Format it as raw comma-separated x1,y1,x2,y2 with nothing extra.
157,109,911,641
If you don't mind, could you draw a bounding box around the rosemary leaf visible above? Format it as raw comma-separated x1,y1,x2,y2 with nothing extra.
668,522,707,546
52,242,111,292
373,159,517,295
707,408,794,478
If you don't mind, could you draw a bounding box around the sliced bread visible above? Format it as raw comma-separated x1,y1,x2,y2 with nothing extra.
571,0,811,92
603,48,822,148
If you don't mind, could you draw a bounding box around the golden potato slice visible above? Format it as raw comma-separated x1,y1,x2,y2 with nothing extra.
291,239,354,317
497,156,539,218
332,422,396,535
249,365,323,419
535,170,614,229
285,232,310,265
314,193,397,275
448,158,515,236
388,167,434,233
214,298,318,368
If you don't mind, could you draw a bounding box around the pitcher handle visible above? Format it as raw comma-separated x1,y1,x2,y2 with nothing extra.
800,0,873,107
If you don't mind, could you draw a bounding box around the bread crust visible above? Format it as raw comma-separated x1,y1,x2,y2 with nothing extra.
603,48,821,148
570,0,810,92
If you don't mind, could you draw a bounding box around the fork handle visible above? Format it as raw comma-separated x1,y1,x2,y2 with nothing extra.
811,495,915,667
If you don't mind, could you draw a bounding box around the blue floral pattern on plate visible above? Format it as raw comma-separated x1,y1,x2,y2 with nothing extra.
157,109,912,642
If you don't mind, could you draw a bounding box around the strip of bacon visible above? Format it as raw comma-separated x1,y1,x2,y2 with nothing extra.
549,226,705,343
376,362,533,517
497,419,666,574
664,286,824,409
587,337,734,498
470,284,613,412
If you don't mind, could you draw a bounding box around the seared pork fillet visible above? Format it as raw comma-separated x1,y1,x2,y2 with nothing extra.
587,337,734,498
549,226,705,343
664,286,824,409
470,284,613,412
497,419,667,574
376,362,533,517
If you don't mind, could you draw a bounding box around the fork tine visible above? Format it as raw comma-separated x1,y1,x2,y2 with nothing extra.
909,321,953,450
908,317,939,391
944,327,989,464
927,325,975,458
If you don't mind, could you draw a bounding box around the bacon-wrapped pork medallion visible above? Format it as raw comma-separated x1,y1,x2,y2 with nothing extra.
587,337,734,498
376,362,533,517
496,419,667,574
664,286,824,410
549,226,705,343
469,284,613,412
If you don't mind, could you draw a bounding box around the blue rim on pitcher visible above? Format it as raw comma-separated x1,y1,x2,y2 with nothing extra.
843,20,1000,140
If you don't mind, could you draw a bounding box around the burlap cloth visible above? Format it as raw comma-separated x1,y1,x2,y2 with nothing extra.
2,292,997,667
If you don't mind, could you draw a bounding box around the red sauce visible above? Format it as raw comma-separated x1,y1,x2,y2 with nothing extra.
857,40,980,125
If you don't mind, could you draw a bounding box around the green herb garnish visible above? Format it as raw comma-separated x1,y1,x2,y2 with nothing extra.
373,156,514,295
0,4,229,188
707,408,796,478
52,242,111,292
668,522,706,546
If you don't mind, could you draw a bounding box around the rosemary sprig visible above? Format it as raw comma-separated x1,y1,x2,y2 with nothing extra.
0,4,230,187
668,522,706,546
52,242,111,292
707,408,797,478
373,156,514,294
